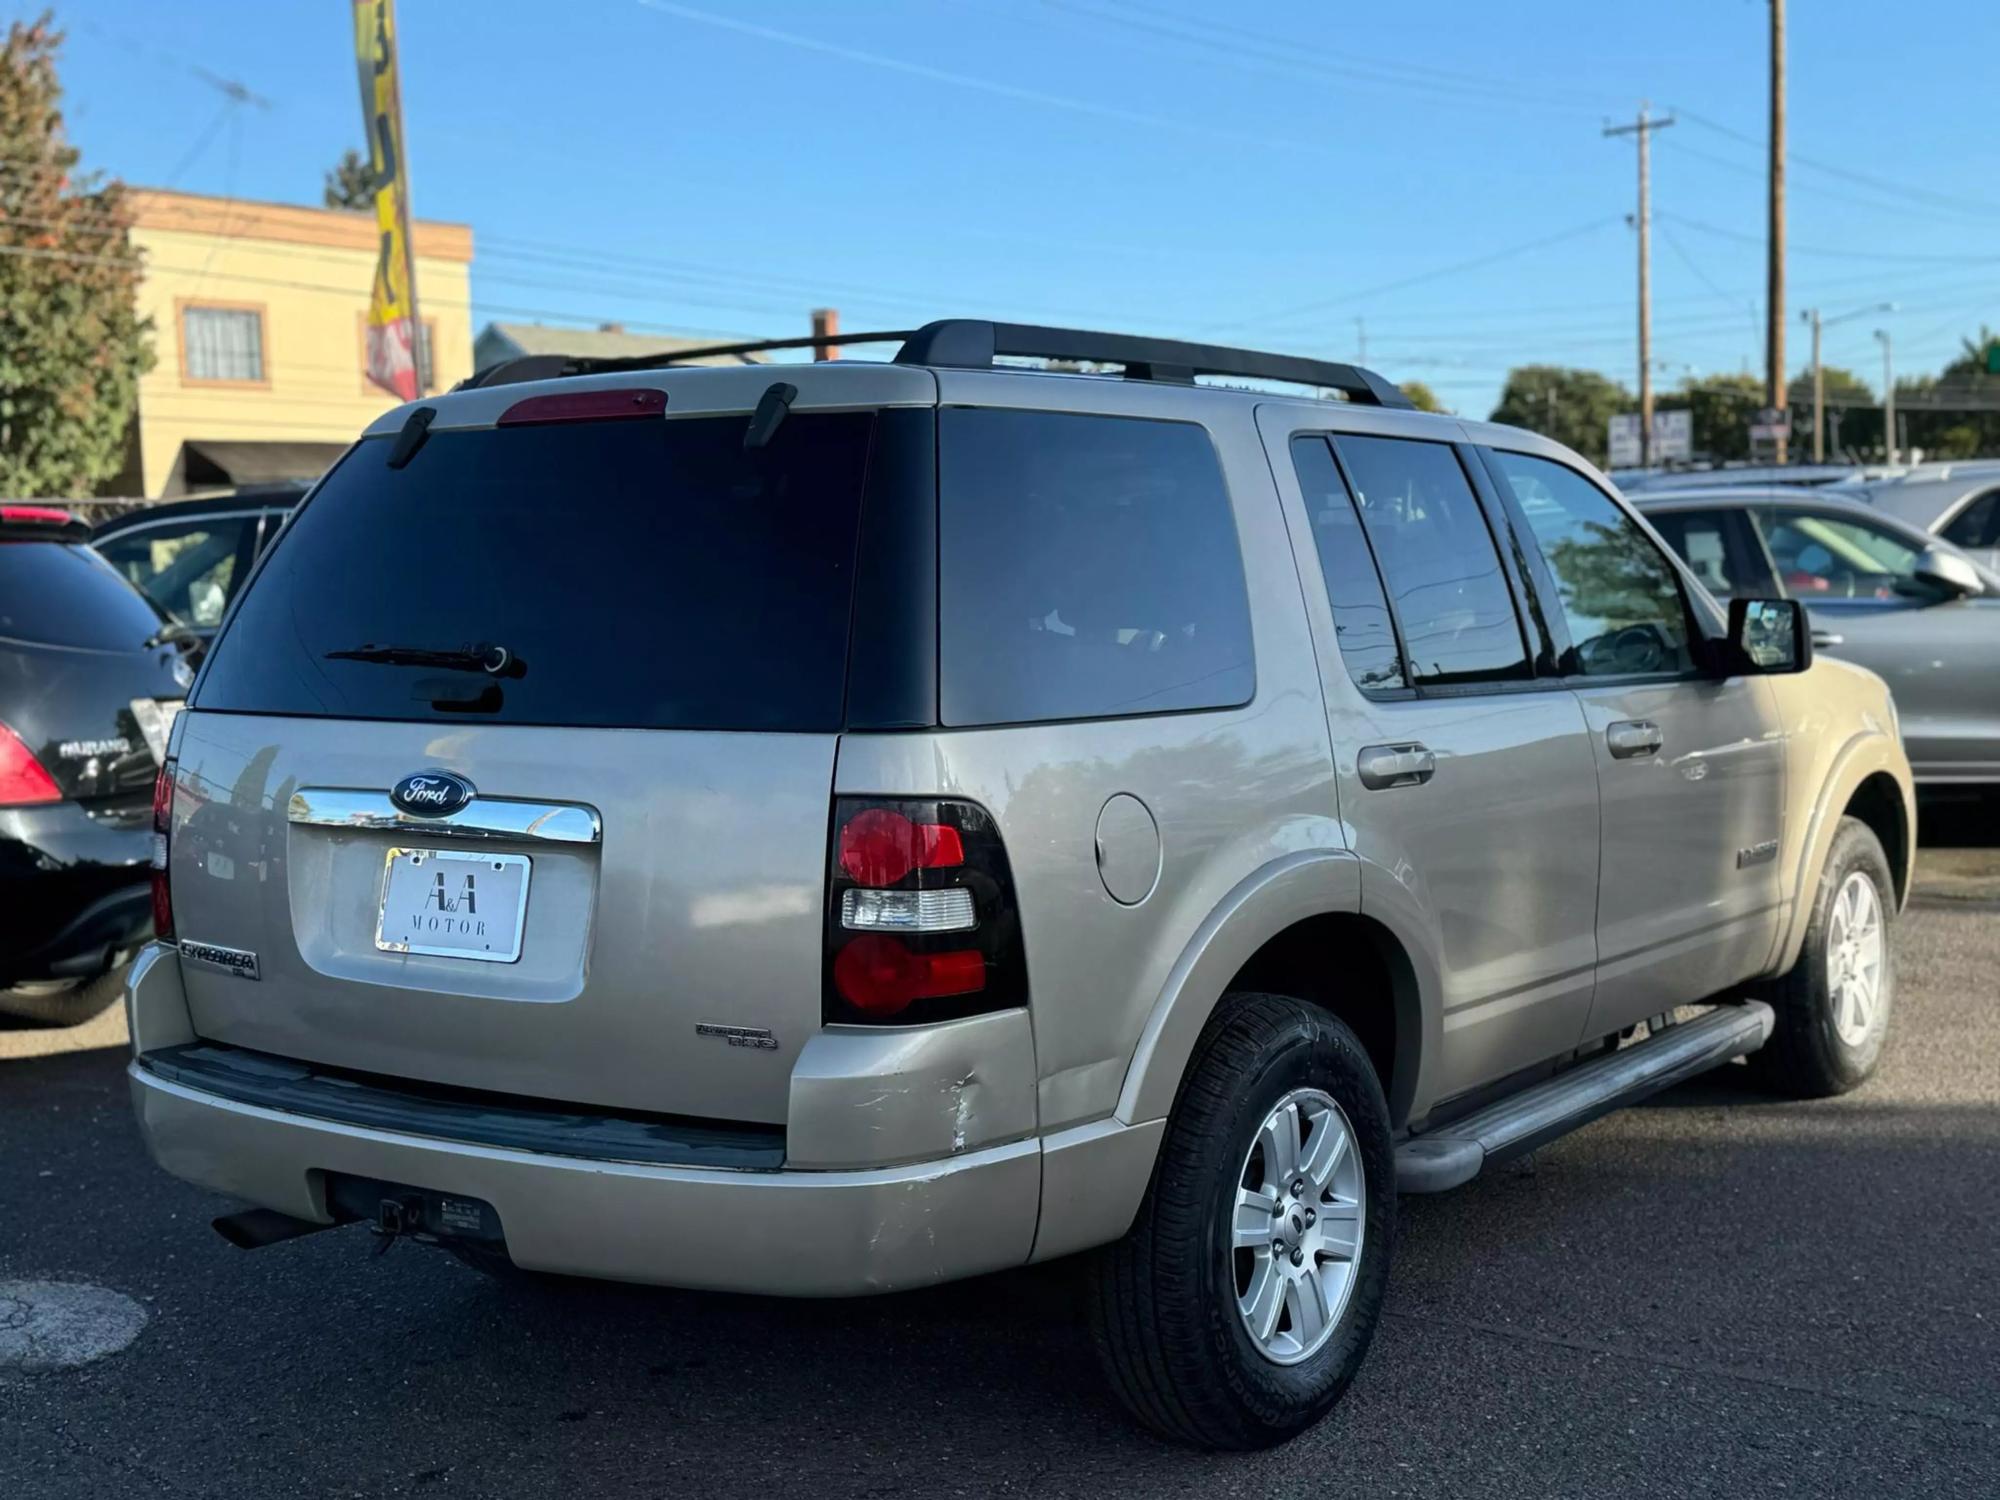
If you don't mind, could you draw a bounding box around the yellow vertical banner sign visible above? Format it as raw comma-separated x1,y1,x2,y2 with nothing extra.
353,0,423,400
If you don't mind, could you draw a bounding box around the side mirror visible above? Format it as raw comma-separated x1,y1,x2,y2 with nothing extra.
1912,544,1984,599
1724,597,1812,675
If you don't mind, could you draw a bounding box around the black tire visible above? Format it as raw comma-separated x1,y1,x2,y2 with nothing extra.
1088,992,1395,1450
1748,816,1896,1098
0,963,128,1027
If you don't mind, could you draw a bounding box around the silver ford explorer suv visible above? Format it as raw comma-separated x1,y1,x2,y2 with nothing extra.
128,320,1916,1449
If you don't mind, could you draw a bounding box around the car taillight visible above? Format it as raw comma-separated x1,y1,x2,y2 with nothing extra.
0,722,60,806
824,797,1025,1024
151,759,176,942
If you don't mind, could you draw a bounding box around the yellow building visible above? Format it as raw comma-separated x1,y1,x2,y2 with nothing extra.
111,188,474,497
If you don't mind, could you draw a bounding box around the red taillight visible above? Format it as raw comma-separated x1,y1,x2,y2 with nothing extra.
824,798,1024,1025
832,936,986,1017
0,722,60,806
837,807,965,887
497,387,667,426
150,759,176,942
1,504,73,526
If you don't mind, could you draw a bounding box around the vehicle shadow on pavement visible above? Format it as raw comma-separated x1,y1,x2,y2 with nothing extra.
5,1040,1999,1497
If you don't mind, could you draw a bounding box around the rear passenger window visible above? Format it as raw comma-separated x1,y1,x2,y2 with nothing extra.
939,408,1255,726
1332,435,1530,687
1944,490,2000,550
1490,451,1694,678
1289,436,1404,692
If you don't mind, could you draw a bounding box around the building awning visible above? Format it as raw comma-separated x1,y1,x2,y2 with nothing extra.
169,440,350,497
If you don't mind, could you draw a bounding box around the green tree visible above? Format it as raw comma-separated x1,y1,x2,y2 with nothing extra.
1787,364,1873,409
0,15,151,497
1488,365,1631,466
1656,372,1763,462
322,147,375,210
1398,379,1445,414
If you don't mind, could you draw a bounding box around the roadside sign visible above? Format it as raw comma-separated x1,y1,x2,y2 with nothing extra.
1986,341,2000,376
1652,409,1692,462
1608,413,1642,468
1608,410,1691,467
1749,406,1791,443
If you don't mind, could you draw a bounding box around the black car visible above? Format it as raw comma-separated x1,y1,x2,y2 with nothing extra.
2,505,199,1024
91,484,304,641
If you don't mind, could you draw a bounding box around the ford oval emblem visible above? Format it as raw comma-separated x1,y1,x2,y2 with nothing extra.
390,770,476,818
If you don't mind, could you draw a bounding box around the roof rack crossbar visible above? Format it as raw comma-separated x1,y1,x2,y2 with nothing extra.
460,320,1411,408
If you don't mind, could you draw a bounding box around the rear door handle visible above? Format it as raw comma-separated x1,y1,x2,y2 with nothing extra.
1357,743,1435,790
1606,720,1664,759
1811,630,1845,648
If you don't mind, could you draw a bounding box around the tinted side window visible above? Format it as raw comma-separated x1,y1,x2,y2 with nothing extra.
1943,489,2000,550
1333,435,1529,686
1289,436,1404,692
1490,451,1694,678
939,409,1255,726
97,517,253,627
1643,508,1778,600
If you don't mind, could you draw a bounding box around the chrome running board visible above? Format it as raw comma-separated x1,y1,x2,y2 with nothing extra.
1395,1002,1775,1194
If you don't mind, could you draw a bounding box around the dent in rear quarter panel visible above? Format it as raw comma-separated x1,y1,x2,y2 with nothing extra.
836,387,1345,1137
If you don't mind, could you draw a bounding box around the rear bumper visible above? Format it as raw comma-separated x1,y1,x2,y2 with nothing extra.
130,1060,1040,1295
123,941,1162,1295
0,798,152,979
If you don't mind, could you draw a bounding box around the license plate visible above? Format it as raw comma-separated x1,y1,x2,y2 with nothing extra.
375,847,531,964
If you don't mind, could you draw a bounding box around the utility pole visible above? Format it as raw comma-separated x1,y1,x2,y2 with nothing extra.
1605,103,1674,467
1875,327,1896,465
1802,308,1824,462
1354,317,1367,364
811,307,841,361
1803,301,1895,465
1767,0,1788,463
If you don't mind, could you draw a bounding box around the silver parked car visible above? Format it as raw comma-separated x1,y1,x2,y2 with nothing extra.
1840,464,2000,573
128,321,1915,1449
1639,486,2000,787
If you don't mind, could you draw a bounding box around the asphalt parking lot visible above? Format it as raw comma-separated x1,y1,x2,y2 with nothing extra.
4,803,1996,1499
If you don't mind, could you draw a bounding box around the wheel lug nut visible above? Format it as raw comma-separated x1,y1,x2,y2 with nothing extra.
1304,1209,1316,1226
1290,1248,1304,1266
1272,1238,1286,1254
1291,1179,1305,1198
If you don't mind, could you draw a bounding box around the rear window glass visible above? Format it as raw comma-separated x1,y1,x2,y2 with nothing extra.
0,541,166,649
938,408,1255,727
195,412,876,731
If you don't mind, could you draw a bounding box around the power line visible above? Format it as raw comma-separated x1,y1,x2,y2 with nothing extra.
1656,134,2000,225
1206,216,1624,335
1675,107,2000,220
633,0,1343,161
1661,211,2000,266
1029,0,1619,115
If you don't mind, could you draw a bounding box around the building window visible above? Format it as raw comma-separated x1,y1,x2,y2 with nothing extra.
181,304,266,384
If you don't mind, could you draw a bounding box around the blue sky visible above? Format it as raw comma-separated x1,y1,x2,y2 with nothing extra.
38,0,2000,413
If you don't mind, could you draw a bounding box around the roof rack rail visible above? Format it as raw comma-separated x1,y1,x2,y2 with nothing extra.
895,321,1413,408
460,320,1412,408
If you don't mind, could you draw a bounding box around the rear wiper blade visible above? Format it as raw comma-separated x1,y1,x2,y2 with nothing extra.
325,642,523,677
